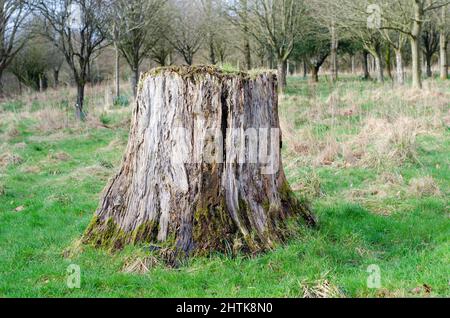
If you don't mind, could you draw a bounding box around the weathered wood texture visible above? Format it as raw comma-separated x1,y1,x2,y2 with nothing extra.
83,65,315,257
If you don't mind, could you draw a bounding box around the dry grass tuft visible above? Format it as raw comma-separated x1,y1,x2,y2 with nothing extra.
408,176,441,198
301,279,344,298
13,142,27,150
20,165,41,174
49,151,72,162
67,165,112,182
314,135,341,166
353,116,421,168
0,152,23,168
33,108,70,132
280,80,448,171
344,172,407,215
375,288,408,298
290,171,323,199
122,256,161,274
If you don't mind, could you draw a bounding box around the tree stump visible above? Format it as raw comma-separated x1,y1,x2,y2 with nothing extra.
83,65,316,258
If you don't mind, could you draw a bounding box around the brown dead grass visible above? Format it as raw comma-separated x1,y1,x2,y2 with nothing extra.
301,279,345,298
351,116,422,168
20,165,41,174
49,151,72,162
280,82,447,170
122,256,161,274
408,176,441,198
0,152,23,168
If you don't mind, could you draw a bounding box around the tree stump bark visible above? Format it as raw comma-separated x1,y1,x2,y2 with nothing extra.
83,65,316,258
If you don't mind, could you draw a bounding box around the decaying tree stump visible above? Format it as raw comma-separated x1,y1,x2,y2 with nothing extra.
83,65,316,258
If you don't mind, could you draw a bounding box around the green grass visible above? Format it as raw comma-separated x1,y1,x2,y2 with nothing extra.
0,76,449,297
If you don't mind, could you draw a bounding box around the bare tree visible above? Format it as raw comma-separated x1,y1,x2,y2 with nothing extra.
307,0,340,81
202,0,218,65
332,2,386,82
32,0,109,120
201,0,233,66
165,0,205,65
375,0,449,88
227,0,253,70
332,0,449,88
436,6,449,79
422,18,440,77
112,0,166,98
0,0,30,97
243,0,306,92
291,22,330,83
9,34,53,92
150,38,173,66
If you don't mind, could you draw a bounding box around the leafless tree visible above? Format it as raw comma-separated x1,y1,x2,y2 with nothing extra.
435,6,449,79
0,0,30,97
375,0,449,88
227,0,253,70
422,18,440,77
307,0,341,81
150,38,173,67
32,0,109,120
165,0,205,65
240,0,306,92
112,0,167,98
330,1,386,82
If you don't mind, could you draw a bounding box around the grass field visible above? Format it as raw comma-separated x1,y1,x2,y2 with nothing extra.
0,76,449,297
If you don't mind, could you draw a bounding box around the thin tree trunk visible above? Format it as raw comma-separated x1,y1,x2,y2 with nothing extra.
440,32,448,79
395,49,405,85
370,54,375,73
87,62,92,84
53,69,60,88
242,0,251,71
185,54,194,66
411,1,423,89
386,46,393,81
82,66,316,259
362,51,370,80
374,52,384,83
311,66,319,82
39,74,44,93
209,36,216,65
351,55,356,74
411,36,422,88
303,60,308,79
330,23,338,81
425,54,433,77
277,59,287,92
115,43,120,99
244,38,251,70
440,7,448,80
76,83,86,121
0,69,4,98
131,66,139,99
